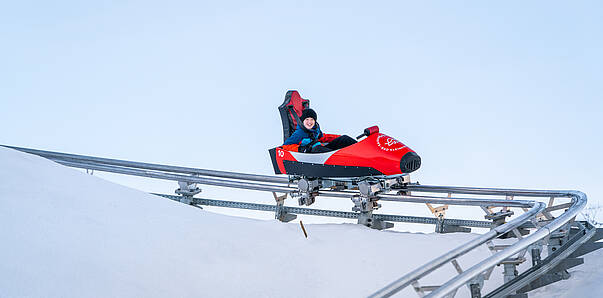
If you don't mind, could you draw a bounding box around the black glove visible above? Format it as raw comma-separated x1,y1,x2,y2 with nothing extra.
298,144,312,153
298,139,318,153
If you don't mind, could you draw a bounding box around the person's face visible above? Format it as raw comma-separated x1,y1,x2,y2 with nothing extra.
303,117,315,130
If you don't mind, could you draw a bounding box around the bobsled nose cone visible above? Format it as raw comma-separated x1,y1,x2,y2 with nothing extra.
400,151,421,173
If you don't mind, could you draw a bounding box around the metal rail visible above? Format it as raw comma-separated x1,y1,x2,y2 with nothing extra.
370,189,587,298
405,184,573,198
369,200,546,298
55,160,297,193
427,191,586,298
2,145,289,184
49,159,539,208
3,145,591,298
484,221,597,298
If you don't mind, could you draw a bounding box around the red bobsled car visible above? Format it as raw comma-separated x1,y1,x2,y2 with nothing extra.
269,91,421,178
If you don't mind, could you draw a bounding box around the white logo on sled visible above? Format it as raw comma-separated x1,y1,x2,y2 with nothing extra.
376,135,407,152
277,149,285,157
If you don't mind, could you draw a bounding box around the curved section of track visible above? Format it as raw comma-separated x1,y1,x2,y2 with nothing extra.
370,187,588,298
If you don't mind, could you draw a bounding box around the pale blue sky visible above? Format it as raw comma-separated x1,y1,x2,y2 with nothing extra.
1,1,602,223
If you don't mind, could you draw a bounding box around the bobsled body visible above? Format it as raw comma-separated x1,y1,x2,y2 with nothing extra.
269,90,421,178
269,132,421,178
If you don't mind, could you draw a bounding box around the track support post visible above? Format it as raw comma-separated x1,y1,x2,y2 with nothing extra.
273,192,297,222
484,210,514,227
175,180,202,205
548,222,571,255
531,245,542,266
353,181,393,230
468,275,484,298
503,263,519,283
430,193,471,233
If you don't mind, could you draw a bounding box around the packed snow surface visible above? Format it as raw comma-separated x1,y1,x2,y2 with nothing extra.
1,147,601,297
529,247,603,298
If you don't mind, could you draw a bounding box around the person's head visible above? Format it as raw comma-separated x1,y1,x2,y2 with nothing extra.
301,109,317,130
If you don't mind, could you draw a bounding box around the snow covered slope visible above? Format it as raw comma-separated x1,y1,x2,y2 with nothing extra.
529,246,603,298
2,146,597,298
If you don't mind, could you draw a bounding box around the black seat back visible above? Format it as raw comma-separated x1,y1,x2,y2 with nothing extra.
278,90,310,142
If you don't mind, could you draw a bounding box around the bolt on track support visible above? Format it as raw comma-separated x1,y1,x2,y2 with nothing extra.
353,181,393,230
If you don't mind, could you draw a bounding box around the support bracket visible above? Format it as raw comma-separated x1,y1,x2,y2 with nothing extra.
273,192,297,222
430,193,470,233
295,178,320,206
175,179,202,205
353,181,393,230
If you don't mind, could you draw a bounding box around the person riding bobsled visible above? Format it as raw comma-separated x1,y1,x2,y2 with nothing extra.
282,108,357,153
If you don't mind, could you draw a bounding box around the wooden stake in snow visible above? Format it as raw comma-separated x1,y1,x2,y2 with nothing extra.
299,220,308,238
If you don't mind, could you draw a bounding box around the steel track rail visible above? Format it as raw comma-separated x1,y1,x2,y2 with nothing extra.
427,191,586,298
483,221,597,298
1,145,554,206
52,159,539,210
368,201,546,298
405,184,572,198
370,189,587,298
2,145,290,184
55,160,297,193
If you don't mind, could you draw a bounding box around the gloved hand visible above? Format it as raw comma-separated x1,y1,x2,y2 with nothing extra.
299,139,324,153
299,144,311,153
309,143,331,153
300,138,312,146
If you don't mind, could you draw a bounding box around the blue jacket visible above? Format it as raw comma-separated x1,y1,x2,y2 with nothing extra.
284,123,323,145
